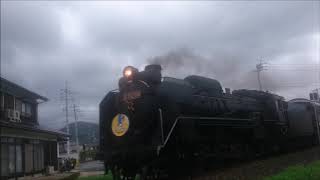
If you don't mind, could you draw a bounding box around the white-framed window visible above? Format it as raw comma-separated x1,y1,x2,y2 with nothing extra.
4,93,14,109
21,102,32,116
15,99,22,112
26,103,31,115
22,103,26,113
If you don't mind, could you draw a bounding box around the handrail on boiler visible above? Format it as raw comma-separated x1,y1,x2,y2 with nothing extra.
157,109,182,155
156,110,253,155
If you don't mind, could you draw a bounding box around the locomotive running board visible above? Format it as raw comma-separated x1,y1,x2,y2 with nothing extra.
156,110,254,155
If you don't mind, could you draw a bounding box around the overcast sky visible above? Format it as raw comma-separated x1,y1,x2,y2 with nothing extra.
1,1,319,129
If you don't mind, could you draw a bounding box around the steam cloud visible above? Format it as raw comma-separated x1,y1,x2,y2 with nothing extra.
147,48,317,97
147,48,262,90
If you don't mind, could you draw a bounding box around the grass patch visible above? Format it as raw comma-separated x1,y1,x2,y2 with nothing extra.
77,174,113,180
263,160,320,180
77,173,140,180
62,172,80,180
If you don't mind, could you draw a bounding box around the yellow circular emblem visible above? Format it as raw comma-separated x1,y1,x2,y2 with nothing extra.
111,114,130,137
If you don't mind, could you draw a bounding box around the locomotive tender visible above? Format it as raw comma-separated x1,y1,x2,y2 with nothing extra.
99,64,320,179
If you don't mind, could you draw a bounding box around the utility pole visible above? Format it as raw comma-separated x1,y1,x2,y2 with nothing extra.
65,81,70,156
256,59,266,91
73,104,79,150
60,81,72,156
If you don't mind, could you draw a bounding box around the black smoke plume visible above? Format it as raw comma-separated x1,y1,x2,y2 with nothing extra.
147,48,261,90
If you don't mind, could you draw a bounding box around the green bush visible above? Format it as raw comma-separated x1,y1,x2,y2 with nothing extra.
263,161,320,180
77,174,113,180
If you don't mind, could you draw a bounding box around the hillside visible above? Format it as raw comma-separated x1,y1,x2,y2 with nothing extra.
60,121,99,145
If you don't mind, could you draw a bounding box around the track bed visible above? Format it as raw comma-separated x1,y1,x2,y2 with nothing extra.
184,146,320,180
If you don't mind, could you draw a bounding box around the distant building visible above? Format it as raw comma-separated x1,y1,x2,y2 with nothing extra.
0,77,69,179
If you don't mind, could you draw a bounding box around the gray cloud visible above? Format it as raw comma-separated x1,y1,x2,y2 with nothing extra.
1,1,319,129
1,1,62,51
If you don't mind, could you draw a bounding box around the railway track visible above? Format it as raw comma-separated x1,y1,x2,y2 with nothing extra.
178,146,320,180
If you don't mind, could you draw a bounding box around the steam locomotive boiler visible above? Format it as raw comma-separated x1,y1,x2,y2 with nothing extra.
99,64,320,179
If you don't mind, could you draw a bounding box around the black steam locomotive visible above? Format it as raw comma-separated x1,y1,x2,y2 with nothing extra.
99,64,320,179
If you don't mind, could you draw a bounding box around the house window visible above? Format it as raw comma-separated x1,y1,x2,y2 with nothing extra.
0,92,3,109
8,145,15,174
1,144,9,176
1,138,23,177
25,144,33,173
22,103,25,114
26,104,31,115
4,93,14,109
15,99,22,112
15,145,22,173
8,144,23,174
34,144,44,171
21,102,32,116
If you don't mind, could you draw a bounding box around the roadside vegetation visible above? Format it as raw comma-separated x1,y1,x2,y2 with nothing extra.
77,172,140,180
77,174,142,180
263,160,320,180
76,160,320,180
77,174,113,180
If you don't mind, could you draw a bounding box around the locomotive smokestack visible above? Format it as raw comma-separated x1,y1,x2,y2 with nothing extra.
144,64,162,84
145,64,162,72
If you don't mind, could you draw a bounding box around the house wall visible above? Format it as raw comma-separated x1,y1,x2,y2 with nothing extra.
0,91,38,126
0,128,59,179
0,79,67,179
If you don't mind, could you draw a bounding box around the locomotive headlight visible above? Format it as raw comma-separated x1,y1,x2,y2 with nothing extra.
124,69,132,77
123,66,138,79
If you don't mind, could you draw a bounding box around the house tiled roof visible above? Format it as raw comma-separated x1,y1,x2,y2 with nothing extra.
0,120,70,139
0,77,48,102
0,77,69,140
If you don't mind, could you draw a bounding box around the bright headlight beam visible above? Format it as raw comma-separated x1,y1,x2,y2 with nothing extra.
124,69,132,77
123,66,138,78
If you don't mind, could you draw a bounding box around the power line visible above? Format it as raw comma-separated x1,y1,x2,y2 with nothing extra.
253,61,320,93
267,69,319,71
266,64,319,66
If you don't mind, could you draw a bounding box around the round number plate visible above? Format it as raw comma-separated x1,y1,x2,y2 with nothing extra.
111,114,130,137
